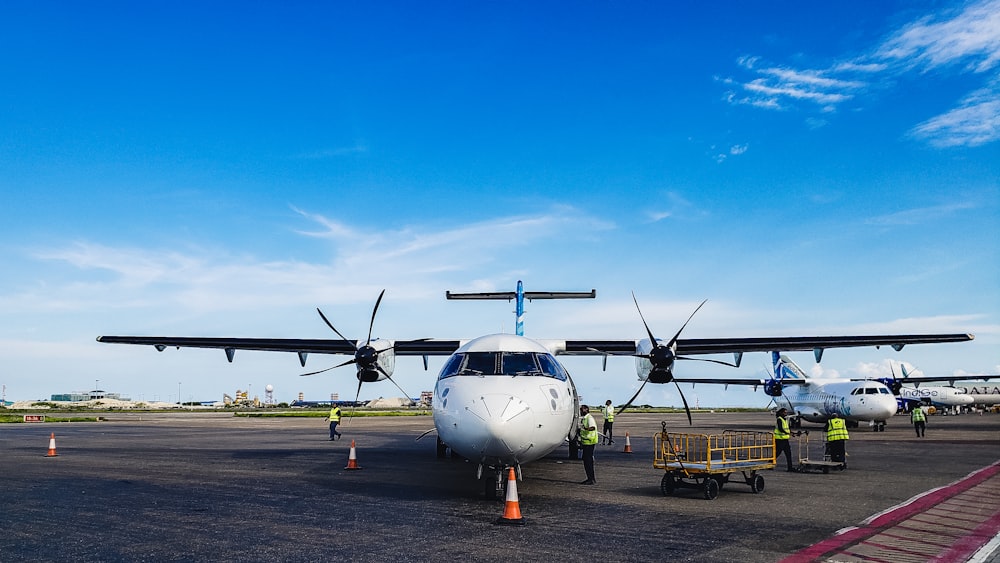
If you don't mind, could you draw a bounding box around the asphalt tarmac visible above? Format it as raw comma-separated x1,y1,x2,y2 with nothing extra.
1,411,998,562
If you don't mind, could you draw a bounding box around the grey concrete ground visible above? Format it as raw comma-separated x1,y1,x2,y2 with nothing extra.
1,411,997,562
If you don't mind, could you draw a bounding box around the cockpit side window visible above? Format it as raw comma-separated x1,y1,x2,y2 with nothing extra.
537,354,568,381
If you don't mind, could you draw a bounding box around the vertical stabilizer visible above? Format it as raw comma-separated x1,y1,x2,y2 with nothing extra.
773,352,809,380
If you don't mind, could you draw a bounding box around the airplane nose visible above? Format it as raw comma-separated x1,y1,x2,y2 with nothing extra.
469,393,535,458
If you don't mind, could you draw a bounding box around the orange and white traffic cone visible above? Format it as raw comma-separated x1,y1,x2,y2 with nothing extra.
622,432,633,454
45,433,58,457
494,467,526,526
344,439,362,470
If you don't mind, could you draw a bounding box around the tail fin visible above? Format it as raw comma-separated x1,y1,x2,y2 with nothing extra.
900,364,912,379
772,352,808,381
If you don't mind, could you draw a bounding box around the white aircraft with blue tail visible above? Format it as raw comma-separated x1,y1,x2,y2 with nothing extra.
98,281,973,496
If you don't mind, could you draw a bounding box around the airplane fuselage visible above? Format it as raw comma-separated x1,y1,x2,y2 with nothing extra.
899,385,974,407
785,380,898,424
432,334,579,467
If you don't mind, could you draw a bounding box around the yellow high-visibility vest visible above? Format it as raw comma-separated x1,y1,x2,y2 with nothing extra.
579,414,599,445
774,417,791,440
826,417,849,441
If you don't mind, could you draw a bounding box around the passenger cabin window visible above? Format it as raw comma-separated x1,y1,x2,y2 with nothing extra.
437,351,568,381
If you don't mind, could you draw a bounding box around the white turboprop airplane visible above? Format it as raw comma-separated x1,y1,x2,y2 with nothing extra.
892,364,974,410
97,281,974,497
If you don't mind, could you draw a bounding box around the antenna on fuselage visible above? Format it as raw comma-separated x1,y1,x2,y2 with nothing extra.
445,280,596,336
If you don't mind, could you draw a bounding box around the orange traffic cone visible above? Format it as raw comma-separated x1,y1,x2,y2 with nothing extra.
622,432,633,454
344,440,362,470
494,467,526,526
45,433,58,457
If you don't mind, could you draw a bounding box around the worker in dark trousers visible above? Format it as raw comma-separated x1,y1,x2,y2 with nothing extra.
601,399,615,445
774,408,796,472
328,405,343,440
911,406,927,437
825,412,849,467
578,405,598,484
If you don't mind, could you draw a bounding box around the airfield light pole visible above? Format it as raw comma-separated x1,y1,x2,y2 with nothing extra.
178,382,181,407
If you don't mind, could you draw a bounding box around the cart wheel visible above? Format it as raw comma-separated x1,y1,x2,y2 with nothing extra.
750,474,765,494
660,473,676,496
703,478,720,500
713,476,726,490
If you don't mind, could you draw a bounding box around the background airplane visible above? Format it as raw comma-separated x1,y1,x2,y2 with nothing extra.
97,282,974,496
888,363,974,412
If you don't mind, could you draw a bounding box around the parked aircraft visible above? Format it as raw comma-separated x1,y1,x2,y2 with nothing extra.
97,282,974,496
891,364,974,411
952,382,1000,406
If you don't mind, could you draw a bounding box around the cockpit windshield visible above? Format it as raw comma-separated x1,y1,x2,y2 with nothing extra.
438,351,568,381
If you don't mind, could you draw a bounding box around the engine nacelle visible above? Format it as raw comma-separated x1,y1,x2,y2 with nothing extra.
763,379,784,397
876,377,902,395
355,339,395,382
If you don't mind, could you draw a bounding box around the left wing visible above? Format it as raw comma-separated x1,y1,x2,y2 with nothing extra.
96,336,463,365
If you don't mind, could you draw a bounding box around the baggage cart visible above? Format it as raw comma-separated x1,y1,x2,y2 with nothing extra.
795,430,846,473
653,424,776,500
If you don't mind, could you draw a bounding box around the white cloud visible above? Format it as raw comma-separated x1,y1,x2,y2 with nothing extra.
910,82,1000,147
876,0,1000,72
865,200,979,226
725,0,1000,146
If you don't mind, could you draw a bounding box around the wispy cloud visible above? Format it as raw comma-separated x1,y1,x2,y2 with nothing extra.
910,82,1000,146
11,208,613,317
865,200,979,226
875,0,1000,72
724,0,1000,147
647,191,705,222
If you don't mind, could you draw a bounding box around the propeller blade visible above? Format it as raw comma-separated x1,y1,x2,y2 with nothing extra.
347,379,363,423
299,358,356,377
667,299,708,347
317,308,357,350
366,289,386,346
618,377,651,416
673,380,693,425
631,292,659,344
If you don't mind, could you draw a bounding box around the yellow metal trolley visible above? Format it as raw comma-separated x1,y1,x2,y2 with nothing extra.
653,423,776,500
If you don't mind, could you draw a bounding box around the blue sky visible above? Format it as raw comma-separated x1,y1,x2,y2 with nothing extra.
1,1,997,406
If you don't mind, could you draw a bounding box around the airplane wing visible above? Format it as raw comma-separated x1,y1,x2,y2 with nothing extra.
96,336,463,364
557,333,974,363
98,333,973,365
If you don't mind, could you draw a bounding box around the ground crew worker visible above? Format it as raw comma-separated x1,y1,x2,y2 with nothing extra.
911,406,927,437
601,399,615,445
825,412,849,466
774,408,795,472
578,405,598,485
328,405,343,440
